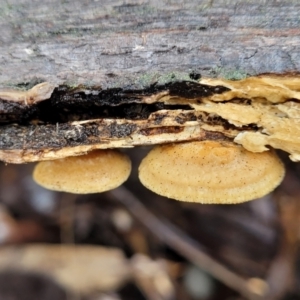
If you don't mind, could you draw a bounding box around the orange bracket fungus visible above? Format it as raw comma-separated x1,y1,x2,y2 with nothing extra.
1,76,298,204
33,150,131,194
138,141,285,204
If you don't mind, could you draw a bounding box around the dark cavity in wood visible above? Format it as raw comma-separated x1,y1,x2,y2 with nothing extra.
0,81,228,125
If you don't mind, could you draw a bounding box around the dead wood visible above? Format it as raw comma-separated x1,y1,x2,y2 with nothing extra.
0,0,299,89
1,1,300,163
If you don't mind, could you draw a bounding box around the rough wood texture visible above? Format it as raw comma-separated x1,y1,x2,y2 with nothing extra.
1,75,300,163
0,81,232,162
1,1,300,164
0,0,300,89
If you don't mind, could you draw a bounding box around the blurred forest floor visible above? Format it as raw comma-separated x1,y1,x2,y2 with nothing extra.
0,147,300,300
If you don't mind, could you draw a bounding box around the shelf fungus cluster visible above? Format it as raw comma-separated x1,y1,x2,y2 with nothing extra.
0,75,299,203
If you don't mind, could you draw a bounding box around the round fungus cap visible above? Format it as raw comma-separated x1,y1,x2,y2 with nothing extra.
33,150,131,194
138,141,285,204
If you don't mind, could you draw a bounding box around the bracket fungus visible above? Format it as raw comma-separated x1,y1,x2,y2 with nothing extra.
138,141,285,204
33,150,131,194
0,76,299,204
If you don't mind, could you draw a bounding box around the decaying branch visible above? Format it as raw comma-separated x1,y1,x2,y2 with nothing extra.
110,186,266,300
0,75,300,163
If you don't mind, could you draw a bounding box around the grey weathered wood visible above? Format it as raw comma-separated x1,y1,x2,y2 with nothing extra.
0,0,300,88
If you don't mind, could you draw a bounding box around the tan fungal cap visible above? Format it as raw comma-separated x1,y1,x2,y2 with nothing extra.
138,141,285,204
33,150,131,194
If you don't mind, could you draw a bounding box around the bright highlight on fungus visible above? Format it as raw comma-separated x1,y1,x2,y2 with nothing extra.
33,150,131,194
138,141,285,204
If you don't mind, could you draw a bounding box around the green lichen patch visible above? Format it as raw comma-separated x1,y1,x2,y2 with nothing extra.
210,67,249,80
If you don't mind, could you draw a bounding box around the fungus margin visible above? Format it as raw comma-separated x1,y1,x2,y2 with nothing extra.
138,141,285,204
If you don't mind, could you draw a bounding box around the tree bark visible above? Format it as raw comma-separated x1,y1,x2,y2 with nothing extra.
1,0,300,163
0,0,299,89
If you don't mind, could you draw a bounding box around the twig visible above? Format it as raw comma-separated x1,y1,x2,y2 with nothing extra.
110,186,265,300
